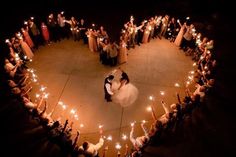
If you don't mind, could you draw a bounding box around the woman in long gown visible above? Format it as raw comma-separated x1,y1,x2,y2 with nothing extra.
87,29,98,52
111,69,138,107
174,21,186,47
21,27,34,49
41,22,50,45
20,38,34,59
142,22,151,44
118,37,127,64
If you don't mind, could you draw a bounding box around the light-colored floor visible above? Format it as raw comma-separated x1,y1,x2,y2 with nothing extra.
28,38,193,156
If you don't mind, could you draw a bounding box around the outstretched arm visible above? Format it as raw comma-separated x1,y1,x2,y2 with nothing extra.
72,131,80,149
39,101,47,116
141,123,149,139
161,101,170,114
129,126,136,146
124,144,129,157
151,106,157,121
94,137,104,150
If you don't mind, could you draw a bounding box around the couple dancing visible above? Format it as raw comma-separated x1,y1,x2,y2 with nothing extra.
104,68,138,107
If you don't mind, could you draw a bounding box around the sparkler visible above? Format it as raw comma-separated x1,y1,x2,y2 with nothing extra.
62,104,67,110
40,86,46,92
190,71,195,74
147,105,157,120
35,93,40,98
122,134,127,140
146,106,152,112
130,121,136,127
107,135,112,141
5,39,10,43
115,143,121,150
160,91,165,96
43,93,49,99
70,109,76,114
74,114,79,120
186,81,190,87
174,83,180,87
149,96,154,101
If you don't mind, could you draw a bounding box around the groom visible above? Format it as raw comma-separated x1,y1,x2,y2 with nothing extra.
104,75,114,102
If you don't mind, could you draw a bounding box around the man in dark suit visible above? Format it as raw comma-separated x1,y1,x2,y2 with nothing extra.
104,75,114,102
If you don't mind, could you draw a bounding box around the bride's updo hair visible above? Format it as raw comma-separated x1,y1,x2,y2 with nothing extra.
121,72,129,84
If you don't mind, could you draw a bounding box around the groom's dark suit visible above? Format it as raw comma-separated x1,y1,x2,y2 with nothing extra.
104,75,114,102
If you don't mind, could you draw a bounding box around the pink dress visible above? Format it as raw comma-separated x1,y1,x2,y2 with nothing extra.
22,29,34,48
20,39,34,59
41,25,50,42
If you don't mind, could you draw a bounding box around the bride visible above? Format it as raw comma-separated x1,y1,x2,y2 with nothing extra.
111,68,138,107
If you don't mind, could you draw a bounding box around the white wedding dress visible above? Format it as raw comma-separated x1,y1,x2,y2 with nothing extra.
111,81,139,107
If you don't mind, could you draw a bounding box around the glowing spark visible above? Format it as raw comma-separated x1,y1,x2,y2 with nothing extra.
146,106,152,112
107,135,112,141
122,134,127,140
43,93,49,99
58,101,63,105
160,91,165,96
115,143,121,150
62,105,67,110
149,96,153,101
74,114,78,120
70,109,76,114
35,94,40,98
5,39,10,43
40,86,46,92
175,83,180,87
130,121,136,127
188,76,193,80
